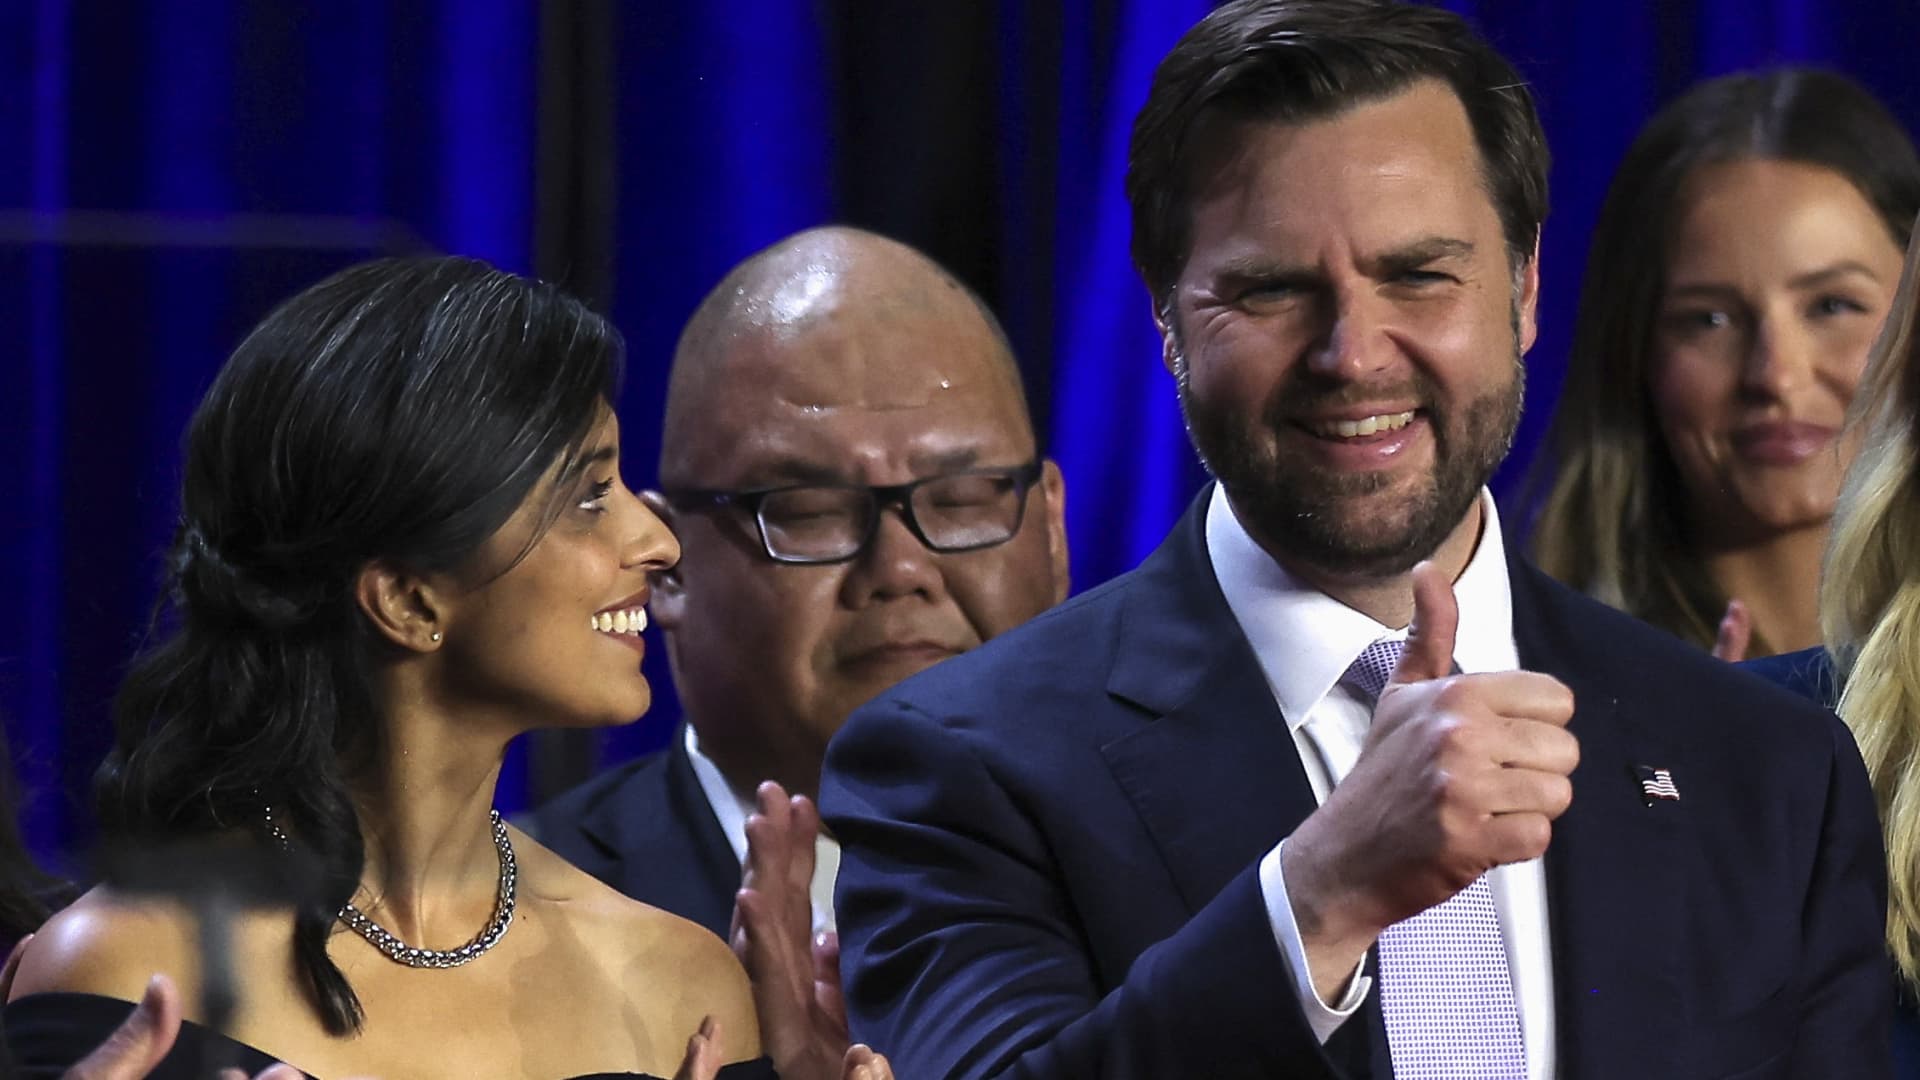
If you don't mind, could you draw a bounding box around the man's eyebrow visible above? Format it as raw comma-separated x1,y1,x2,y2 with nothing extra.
734,458,849,488
1370,237,1475,274
1210,254,1320,284
905,448,986,474
721,449,1006,490
1205,238,1477,284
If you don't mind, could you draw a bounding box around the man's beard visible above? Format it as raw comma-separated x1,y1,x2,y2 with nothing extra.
1178,343,1523,580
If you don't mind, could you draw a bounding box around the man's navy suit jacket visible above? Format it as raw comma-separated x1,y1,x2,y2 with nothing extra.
820,494,1890,1079
520,727,740,939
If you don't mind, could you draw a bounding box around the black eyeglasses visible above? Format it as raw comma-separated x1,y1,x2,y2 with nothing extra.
664,461,1044,565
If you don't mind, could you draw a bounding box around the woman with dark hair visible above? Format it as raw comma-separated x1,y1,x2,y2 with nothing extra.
0,256,771,1078
1530,68,1920,659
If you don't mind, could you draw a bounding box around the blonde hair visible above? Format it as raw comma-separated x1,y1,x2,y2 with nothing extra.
1823,220,1920,991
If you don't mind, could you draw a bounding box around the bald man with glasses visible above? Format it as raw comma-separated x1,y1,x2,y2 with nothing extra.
524,223,1068,948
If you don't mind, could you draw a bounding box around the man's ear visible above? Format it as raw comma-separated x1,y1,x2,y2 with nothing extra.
1040,459,1070,605
641,490,687,630
353,558,446,652
1516,236,1542,355
1153,294,1183,377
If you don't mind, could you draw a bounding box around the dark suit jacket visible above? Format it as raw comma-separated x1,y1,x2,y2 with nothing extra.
821,494,1890,1079
519,727,741,938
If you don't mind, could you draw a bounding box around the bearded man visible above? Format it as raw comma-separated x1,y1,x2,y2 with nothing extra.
816,1,1890,1078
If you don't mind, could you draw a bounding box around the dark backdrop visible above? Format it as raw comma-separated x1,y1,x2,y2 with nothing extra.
5,0,1917,871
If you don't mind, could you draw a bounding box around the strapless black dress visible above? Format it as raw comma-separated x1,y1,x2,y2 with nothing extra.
3,993,777,1079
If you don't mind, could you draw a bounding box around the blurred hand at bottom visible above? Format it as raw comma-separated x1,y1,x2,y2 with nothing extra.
63,973,305,1080
3,937,336,1080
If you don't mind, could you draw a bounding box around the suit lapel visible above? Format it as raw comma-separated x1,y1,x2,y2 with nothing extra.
1099,494,1321,914
1510,559,1685,1079
662,729,752,908
577,727,743,936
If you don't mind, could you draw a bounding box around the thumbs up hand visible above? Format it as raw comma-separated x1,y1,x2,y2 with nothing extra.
1385,557,1463,687
1280,562,1578,1001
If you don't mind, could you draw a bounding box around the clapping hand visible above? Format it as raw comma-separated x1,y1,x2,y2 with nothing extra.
672,1017,724,1080
728,781,857,1080
614,774,906,1080
839,1043,894,1080
1711,599,1751,662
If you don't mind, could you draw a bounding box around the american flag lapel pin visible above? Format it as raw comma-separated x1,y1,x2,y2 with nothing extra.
1636,764,1681,804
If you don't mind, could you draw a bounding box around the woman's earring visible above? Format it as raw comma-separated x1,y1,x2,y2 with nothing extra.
430,631,442,643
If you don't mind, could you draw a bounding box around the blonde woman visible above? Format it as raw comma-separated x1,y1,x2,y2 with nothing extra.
1748,222,1920,1072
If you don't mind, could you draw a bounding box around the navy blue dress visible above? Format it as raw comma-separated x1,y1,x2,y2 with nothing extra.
2,992,778,1079
1743,646,1920,1075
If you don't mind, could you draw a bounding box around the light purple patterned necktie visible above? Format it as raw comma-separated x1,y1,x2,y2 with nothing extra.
1343,638,1527,1079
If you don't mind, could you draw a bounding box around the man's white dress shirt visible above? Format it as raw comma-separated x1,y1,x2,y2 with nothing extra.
1205,484,1555,1078
684,724,840,934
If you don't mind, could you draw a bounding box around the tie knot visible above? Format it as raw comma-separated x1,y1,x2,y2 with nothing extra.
1342,638,1407,701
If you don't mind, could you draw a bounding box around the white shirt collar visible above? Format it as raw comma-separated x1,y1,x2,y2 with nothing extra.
1203,484,1518,732
683,724,751,866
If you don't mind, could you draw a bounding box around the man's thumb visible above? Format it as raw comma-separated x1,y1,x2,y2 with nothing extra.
1391,561,1459,686
69,974,182,1080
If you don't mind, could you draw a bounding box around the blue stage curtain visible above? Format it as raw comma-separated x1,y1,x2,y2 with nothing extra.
5,0,1918,869
0,0,539,869
591,1,836,767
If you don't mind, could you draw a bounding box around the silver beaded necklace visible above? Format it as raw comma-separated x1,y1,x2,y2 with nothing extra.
263,804,517,969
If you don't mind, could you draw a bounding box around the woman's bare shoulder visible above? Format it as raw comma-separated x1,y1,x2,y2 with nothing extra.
513,826,761,1055
8,887,201,1004
10,886,298,1017
605,901,761,1063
